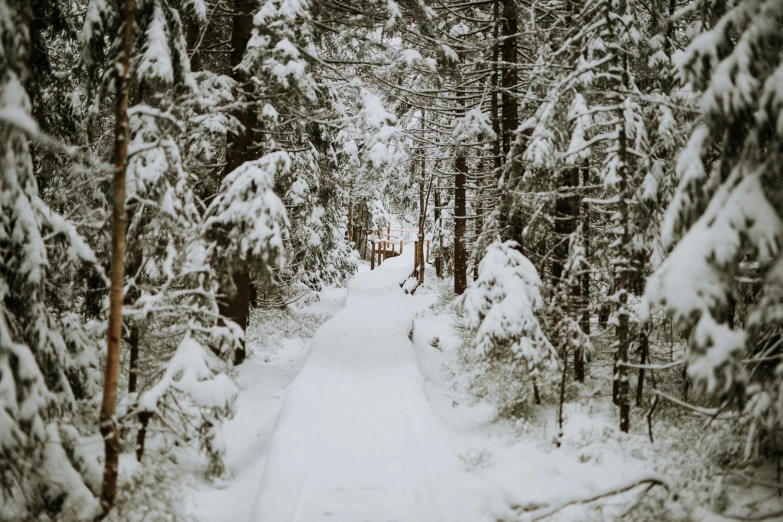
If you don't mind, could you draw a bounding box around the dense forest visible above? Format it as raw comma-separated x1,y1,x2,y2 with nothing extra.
2,0,783,520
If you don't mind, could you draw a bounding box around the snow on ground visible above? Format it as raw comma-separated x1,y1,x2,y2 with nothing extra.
183,252,661,522
184,278,351,521
183,251,781,522
408,279,663,521
249,251,506,522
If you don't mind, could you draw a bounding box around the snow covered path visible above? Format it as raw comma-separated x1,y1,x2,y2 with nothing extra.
250,250,502,522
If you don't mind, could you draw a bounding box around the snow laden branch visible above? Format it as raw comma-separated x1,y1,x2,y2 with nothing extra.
138,333,238,475
205,151,290,281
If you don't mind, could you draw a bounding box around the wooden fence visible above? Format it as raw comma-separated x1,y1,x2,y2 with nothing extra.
366,226,430,271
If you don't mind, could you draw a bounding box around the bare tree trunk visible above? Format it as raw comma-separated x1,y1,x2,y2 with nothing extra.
553,167,583,381
135,411,152,462
614,53,632,434
219,0,256,365
418,109,426,283
636,323,650,407
355,200,364,251
454,92,468,295
347,178,354,244
99,0,134,513
499,0,522,246
474,176,482,281
557,354,567,447
577,160,590,381
552,168,578,286
491,0,502,176
500,0,518,160
185,10,202,73
128,325,140,393
434,190,442,278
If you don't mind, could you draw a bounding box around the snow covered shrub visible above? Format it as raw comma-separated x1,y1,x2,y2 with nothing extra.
645,0,783,458
106,455,189,522
460,241,558,413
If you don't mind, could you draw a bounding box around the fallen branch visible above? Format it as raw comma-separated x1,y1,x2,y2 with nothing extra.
516,474,670,521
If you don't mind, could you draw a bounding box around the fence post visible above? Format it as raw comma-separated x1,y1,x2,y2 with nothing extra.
414,240,419,273
426,240,430,263
370,241,375,270
400,240,403,254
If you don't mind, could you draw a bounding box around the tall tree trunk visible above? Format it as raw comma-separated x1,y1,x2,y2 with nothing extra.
500,0,518,160
474,175,483,281
551,168,578,287
576,160,590,382
434,190,442,278
454,92,468,295
553,167,583,381
128,325,140,393
185,11,202,73
355,200,364,250
614,52,632,434
491,0,502,176
219,0,256,365
636,323,650,406
418,109,426,283
500,0,522,246
99,0,134,513
347,178,354,244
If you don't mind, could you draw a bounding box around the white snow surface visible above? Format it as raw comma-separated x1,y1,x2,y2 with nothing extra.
249,251,503,521
186,253,671,522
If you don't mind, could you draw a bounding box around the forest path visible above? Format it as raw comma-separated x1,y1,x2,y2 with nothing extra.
249,249,502,522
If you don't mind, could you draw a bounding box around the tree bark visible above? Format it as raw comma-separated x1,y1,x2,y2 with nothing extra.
551,168,578,286
185,11,202,73
474,176,483,281
576,161,590,382
99,0,134,513
418,109,426,283
454,92,468,295
347,178,354,244
499,0,523,246
636,323,650,406
614,53,632,434
135,411,153,462
219,0,256,365
128,325,140,393
434,190,442,278
553,166,585,382
500,0,518,159
491,0,502,176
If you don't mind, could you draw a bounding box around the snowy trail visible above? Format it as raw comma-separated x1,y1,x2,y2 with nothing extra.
250,250,502,522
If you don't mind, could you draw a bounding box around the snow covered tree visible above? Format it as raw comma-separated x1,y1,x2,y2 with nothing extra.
461,241,558,412
645,0,783,459
78,0,289,504
0,0,102,517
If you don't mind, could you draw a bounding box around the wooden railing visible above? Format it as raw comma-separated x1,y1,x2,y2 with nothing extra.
369,235,430,270
364,225,431,271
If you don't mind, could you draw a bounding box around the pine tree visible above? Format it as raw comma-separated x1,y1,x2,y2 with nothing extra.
645,0,783,457
0,0,101,517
